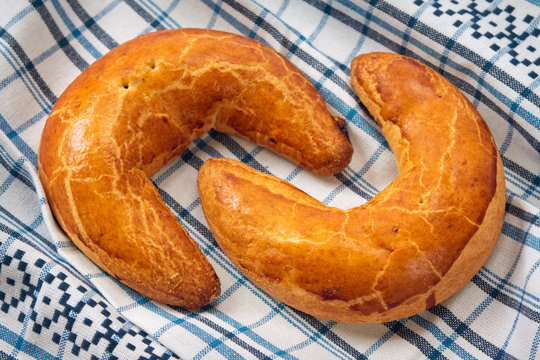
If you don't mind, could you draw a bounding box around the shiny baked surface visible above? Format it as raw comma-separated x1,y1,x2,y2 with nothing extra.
198,52,506,323
38,28,353,308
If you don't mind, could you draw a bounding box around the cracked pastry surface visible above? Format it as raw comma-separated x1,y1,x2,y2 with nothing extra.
38,28,353,308
198,52,506,322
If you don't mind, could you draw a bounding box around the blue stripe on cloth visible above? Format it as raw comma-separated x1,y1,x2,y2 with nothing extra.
152,130,271,187
384,319,448,360
272,0,290,17
323,145,386,204
363,326,395,358
202,0,252,34
0,207,52,251
305,0,332,43
284,167,302,182
189,314,270,359
0,157,26,196
278,322,345,359
0,14,105,107
0,36,54,115
0,146,52,256
2,210,44,249
430,309,513,359
333,171,373,201
507,202,540,227
0,323,57,360
410,315,476,360
531,325,540,360
429,304,520,360
118,290,250,359
304,82,386,145
434,210,538,356
503,221,540,252
31,0,89,71
194,307,302,360
469,255,539,323
139,0,182,30
480,267,540,309
290,309,370,359
152,136,223,187
211,132,270,174
64,0,120,50
1,3,36,32
304,3,372,101
0,218,44,260
497,258,540,357
205,0,224,28
0,115,38,170
0,144,33,189
0,26,57,105
480,260,540,324
505,173,540,203
123,0,167,32
13,110,48,138
50,0,103,60
398,0,435,49
246,5,267,39
506,160,540,191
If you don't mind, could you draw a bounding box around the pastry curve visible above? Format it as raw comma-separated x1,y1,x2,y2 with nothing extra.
38,29,353,308
197,52,506,322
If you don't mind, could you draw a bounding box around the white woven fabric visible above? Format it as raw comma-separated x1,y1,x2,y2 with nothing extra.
0,1,538,359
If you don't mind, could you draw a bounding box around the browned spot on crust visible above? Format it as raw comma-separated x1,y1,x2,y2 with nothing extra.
321,287,340,300
349,298,386,316
333,116,350,139
425,292,436,310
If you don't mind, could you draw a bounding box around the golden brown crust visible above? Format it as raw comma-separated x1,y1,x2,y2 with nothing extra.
198,52,506,322
38,28,353,308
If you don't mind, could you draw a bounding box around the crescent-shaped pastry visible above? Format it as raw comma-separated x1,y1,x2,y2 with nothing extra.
38,29,353,308
198,52,506,322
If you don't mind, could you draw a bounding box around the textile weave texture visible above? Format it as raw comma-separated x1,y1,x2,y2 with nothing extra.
0,0,539,359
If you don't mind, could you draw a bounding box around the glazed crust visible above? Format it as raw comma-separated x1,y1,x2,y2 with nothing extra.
198,52,506,322
38,29,353,308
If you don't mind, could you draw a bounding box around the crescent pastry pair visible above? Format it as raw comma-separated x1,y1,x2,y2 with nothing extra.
38,29,505,323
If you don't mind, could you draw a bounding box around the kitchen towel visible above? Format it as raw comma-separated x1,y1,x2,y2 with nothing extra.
0,1,538,359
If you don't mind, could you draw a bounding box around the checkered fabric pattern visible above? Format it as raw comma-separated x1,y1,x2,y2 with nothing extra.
0,0,538,359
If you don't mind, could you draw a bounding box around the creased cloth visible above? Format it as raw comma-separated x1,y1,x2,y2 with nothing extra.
0,1,539,359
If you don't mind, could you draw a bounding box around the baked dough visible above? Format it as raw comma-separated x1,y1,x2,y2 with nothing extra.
38,29,353,308
198,52,506,322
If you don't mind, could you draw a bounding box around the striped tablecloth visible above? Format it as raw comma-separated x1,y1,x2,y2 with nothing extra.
1,1,538,359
